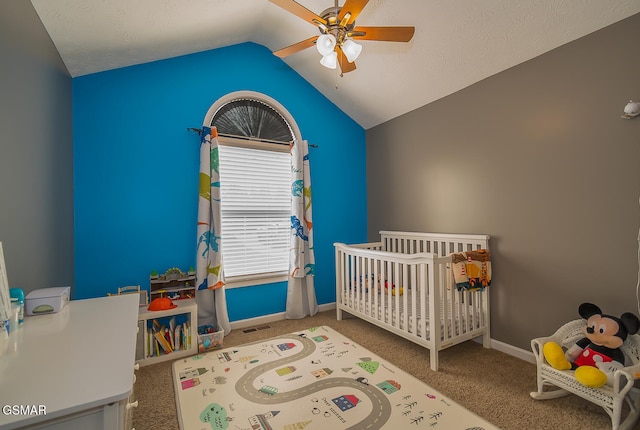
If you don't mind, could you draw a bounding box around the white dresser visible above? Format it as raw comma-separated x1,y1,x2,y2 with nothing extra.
0,294,139,430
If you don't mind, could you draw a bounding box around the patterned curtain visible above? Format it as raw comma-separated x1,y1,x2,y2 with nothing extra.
195,126,231,335
286,139,318,319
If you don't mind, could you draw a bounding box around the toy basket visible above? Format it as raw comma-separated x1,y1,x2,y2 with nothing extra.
197,325,224,352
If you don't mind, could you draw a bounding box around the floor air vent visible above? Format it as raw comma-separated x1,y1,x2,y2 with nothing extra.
242,325,271,334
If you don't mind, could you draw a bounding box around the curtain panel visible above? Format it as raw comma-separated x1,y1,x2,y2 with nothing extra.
195,126,231,335
286,139,318,319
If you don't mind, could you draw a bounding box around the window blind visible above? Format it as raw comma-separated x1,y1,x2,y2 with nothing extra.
218,144,291,278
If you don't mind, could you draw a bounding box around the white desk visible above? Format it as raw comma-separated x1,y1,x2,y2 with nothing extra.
0,294,139,430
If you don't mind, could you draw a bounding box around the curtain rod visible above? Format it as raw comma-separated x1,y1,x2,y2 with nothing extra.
187,127,318,148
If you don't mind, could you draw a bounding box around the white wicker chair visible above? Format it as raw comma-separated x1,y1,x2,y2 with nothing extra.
530,319,640,430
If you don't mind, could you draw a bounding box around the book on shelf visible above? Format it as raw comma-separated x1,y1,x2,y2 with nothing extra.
155,329,173,354
183,321,191,349
174,324,182,351
164,328,171,349
169,317,176,350
147,327,152,357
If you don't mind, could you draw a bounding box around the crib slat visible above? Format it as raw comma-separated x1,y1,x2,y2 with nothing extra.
350,254,356,311
388,259,393,324
365,256,371,317
335,246,343,320
429,257,440,370
443,260,453,343
412,266,420,336
419,263,427,340
373,256,379,320
400,261,404,330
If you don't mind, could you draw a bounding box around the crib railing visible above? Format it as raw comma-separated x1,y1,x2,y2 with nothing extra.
380,231,489,256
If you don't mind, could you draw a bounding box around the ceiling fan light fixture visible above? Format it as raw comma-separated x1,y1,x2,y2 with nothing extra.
342,39,362,63
320,51,338,69
316,33,336,56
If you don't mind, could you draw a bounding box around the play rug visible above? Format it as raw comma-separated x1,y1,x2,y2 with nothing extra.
172,326,499,430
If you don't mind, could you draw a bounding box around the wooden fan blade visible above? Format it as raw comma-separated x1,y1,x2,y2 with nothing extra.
336,47,357,73
273,36,319,58
269,0,327,26
337,0,369,26
351,26,415,42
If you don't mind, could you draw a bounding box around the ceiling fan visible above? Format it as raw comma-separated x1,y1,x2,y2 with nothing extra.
269,0,415,74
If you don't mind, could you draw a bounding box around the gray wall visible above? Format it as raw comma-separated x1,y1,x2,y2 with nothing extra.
367,13,640,351
0,1,73,296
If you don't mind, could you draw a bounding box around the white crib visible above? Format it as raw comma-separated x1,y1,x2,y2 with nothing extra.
335,231,491,371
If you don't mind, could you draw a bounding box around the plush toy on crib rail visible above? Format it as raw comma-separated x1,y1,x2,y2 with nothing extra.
543,302,640,388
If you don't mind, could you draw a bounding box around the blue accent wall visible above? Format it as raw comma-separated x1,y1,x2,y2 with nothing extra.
72,42,366,320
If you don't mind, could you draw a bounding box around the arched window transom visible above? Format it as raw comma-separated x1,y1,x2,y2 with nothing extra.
210,98,294,144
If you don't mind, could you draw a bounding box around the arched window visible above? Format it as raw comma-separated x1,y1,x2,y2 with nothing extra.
205,90,302,144
204,92,300,287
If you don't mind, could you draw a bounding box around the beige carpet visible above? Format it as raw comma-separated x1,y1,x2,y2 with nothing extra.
133,310,640,430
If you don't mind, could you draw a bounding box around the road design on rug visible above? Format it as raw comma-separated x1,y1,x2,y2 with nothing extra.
172,326,498,430
233,333,391,429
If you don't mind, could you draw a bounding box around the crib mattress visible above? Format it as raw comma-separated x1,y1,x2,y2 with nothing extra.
341,293,484,340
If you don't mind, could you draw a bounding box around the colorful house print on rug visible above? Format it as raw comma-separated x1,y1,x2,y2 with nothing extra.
277,342,296,351
179,367,210,390
332,394,360,411
173,326,499,430
377,380,401,394
248,410,279,430
311,334,328,343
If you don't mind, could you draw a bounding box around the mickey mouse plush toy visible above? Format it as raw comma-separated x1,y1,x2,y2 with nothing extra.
543,303,640,388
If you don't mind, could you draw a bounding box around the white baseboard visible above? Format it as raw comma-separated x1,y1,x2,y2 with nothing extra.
229,302,336,331
318,302,336,312
230,302,536,364
488,338,535,364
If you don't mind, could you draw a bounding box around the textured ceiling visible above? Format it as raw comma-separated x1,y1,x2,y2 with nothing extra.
31,0,640,129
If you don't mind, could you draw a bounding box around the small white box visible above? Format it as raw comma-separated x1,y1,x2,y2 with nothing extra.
25,287,70,316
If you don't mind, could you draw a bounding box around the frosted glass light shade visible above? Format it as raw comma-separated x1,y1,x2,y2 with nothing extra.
342,39,362,62
624,100,640,116
316,34,336,56
320,51,337,69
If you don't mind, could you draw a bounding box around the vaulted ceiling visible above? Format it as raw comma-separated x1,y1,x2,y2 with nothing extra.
31,0,640,129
